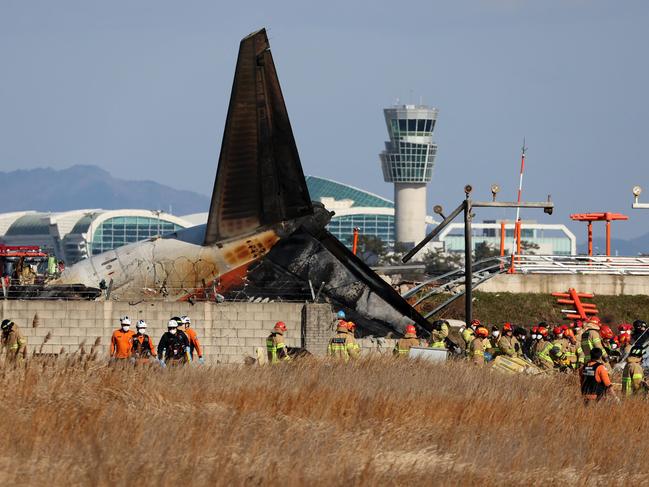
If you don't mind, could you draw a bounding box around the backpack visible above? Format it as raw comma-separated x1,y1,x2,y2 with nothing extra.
132,335,151,358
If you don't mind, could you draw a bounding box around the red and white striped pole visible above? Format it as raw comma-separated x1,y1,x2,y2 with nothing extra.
514,139,527,256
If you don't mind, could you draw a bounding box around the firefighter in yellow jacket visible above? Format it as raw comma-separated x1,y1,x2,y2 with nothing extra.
581,317,608,363
622,347,646,397
1,319,27,361
469,326,489,366
394,324,420,356
328,320,360,361
266,321,291,364
429,320,449,349
497,322,521,358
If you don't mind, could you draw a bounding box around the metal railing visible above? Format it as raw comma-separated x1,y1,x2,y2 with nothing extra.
511,254,649,275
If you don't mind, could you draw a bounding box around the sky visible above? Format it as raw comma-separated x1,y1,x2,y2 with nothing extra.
1,0,649,240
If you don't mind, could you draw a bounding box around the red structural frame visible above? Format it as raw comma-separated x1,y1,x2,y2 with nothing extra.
570,212,628,256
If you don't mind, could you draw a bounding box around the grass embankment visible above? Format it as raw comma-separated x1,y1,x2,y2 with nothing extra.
2,357,649,485
418,291,649,325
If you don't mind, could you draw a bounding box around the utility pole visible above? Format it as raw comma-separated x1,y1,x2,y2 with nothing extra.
403,184,554,325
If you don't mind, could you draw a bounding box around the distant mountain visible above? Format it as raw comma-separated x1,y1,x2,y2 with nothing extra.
577,233,649,256
0,165,210,215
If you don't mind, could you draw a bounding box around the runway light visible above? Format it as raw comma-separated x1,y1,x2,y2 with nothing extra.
490,184,500,201
633,185,643,197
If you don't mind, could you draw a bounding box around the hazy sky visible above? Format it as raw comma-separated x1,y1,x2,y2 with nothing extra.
1,0,648,239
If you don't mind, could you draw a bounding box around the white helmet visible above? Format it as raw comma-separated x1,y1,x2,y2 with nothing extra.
180,315,191,325
120,316,131,326
167,319,179,329
136,320,147,329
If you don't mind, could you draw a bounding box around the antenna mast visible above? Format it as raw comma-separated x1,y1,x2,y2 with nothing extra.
514,138,527,255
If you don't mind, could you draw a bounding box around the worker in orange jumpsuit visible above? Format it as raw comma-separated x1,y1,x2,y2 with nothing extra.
131,320,156,364
180,315,204,365
580,347,616,403
110,316,135,362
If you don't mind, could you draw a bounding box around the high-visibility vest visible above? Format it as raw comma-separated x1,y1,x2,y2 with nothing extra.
537,342,554,364
622,362,644,396
266,335,289,364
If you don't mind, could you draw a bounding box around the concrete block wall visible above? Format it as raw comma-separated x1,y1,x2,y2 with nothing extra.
0,300,334,364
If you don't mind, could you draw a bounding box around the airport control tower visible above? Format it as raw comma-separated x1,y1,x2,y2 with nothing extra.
380,104,438,248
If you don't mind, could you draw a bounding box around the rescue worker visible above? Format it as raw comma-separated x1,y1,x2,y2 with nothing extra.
1,319,27,361
267,321,291,364
469,326,489,366
632,319,648,346
513,326,529,358
551,326,569,354
429,320,449,349
485,325,500,359
131,320,156,364
549,346,570,372
618,325,633,357
394,324,420,357
563,328,579,369
109,316,135,362
622,347,646,397
462,319,480,351
327,320,360,361
534,326,555,370
180,315,204,364
581,318,608,363
580,347,615,403
158,319,189,366
497,323,521,358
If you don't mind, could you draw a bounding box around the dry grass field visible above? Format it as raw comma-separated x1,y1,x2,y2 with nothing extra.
1,356,649,486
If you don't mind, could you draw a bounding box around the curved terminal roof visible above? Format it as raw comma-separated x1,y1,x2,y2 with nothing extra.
306,176,393,209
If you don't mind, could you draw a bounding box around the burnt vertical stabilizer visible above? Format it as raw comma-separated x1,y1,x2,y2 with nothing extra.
204,28,313,246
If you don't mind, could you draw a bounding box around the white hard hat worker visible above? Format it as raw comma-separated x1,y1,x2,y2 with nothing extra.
136,320,147,334
167,319,179,334
120,316,131,331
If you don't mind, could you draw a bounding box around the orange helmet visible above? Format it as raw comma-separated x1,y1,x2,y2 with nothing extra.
274,321,287,332
503,322,513,332
476,326,489,338
346,321,357,332
405,324,417,336
553,326,563,336
564,329,575,340
600,325,614,340
538,326,548,338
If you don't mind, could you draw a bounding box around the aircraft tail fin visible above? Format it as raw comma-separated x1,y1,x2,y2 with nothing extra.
203,28,313,246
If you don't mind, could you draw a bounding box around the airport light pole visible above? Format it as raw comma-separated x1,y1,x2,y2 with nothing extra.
402,185,554,325
632,186,649,209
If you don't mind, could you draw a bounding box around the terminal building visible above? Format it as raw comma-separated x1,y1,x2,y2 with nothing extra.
438,220,577,256
380,104,438,248
0,210,191,264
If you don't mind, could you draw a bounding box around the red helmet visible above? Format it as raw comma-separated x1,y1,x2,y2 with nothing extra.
346,321,357,332
590,316,601,324
573,320,583,329
531,326,539,334
274,321,287,332
405,324,417,336
618,323,632,334
471,319,481,327
553,326,563,336
560,325,569,332
503,322,513,332
600,325,614,340
538,327,548,338
476,326,489,338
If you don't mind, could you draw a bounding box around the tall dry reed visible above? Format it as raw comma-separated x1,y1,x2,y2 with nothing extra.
1,356,647,486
